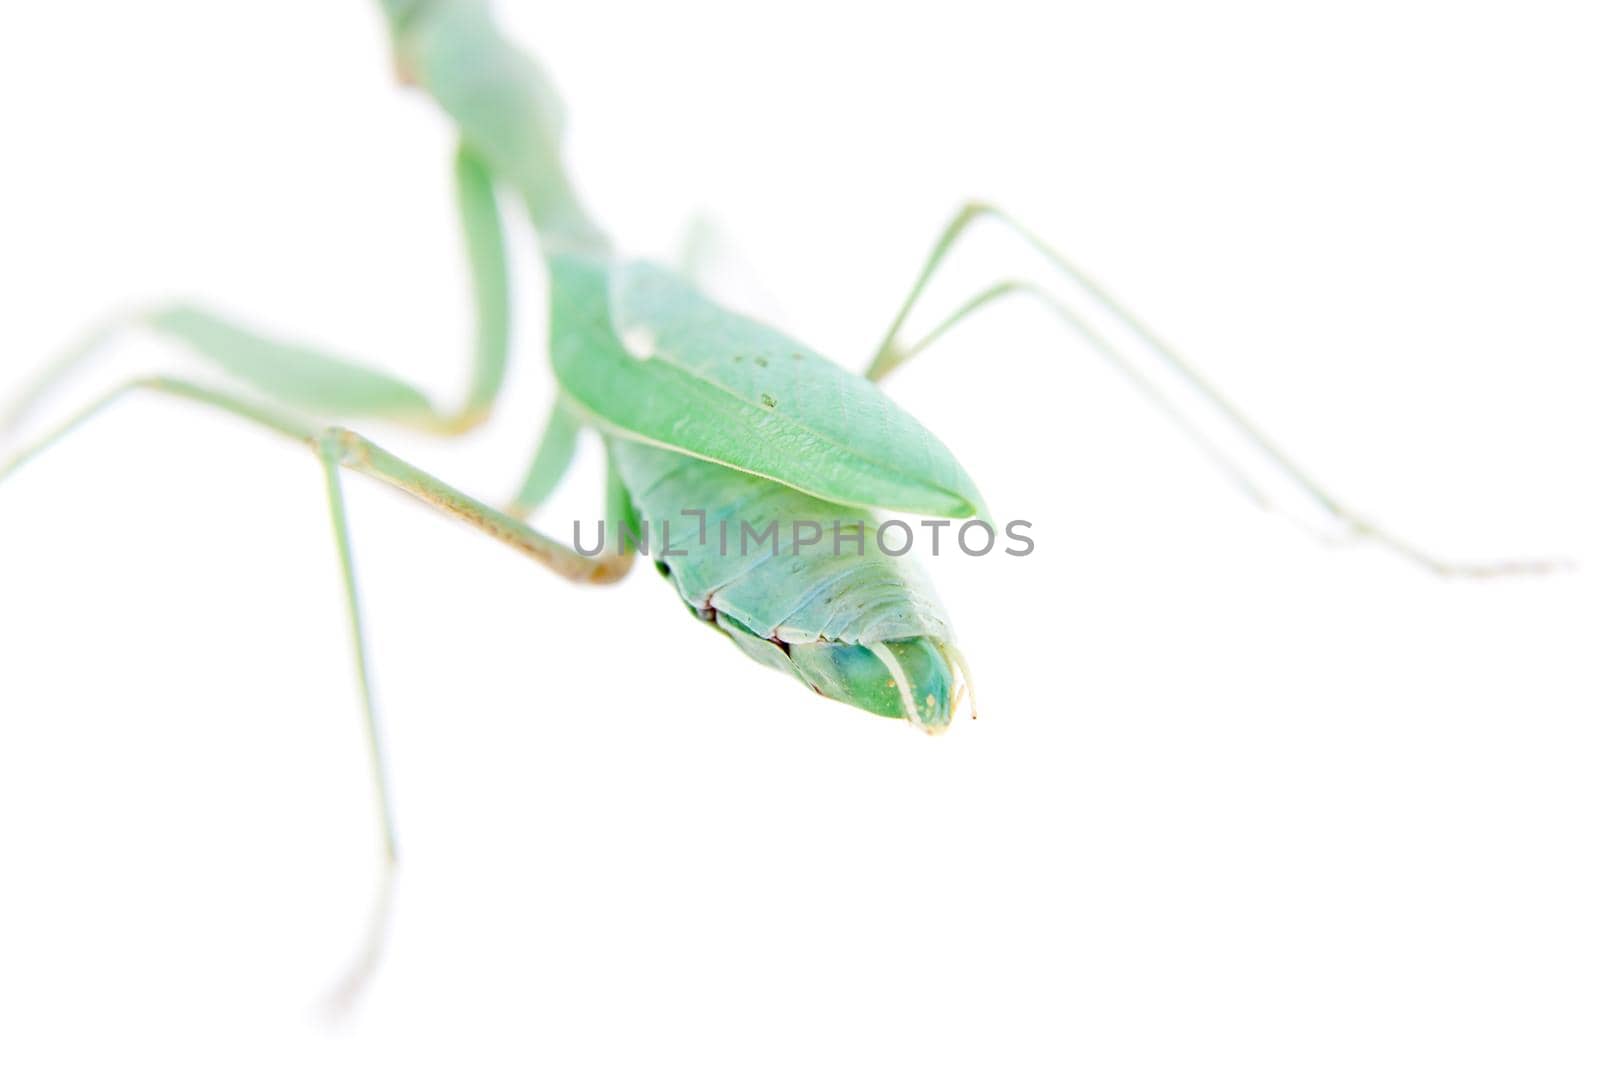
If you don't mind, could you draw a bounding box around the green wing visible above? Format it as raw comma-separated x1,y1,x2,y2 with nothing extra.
547,254,984,518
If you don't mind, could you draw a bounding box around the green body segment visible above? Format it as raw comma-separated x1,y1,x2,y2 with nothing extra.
607,438,959,731
547,254,985,518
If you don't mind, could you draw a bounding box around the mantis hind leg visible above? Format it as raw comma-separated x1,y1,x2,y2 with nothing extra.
2,143,510,440
0,376,631,1010
870,202,1566,578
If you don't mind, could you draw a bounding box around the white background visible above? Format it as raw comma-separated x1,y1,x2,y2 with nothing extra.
2,2,1597,1063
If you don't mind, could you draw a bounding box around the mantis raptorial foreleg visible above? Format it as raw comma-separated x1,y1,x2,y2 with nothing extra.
1,144,511,439
2,133,588,522
0,375,631,1009
869,202,1565,578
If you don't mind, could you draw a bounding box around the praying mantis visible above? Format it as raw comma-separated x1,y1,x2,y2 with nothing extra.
0,0,1561,1008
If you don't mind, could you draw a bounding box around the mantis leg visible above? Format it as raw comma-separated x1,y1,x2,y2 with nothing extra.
3,143,510,439
869,202,1564,578
0,376,631,1010
504,397,581,517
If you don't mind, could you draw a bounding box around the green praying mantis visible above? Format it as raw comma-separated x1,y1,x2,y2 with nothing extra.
0,0,1561,1006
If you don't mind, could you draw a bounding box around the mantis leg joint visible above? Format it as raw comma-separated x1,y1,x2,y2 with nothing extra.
316,426,371,465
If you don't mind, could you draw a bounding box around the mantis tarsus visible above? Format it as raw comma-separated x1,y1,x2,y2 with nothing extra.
0,0,1561,1007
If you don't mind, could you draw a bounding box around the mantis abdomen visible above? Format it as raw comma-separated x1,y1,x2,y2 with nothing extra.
609,437,964,731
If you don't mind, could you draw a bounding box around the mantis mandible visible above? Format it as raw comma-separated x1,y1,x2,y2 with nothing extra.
0,0,1557,1006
